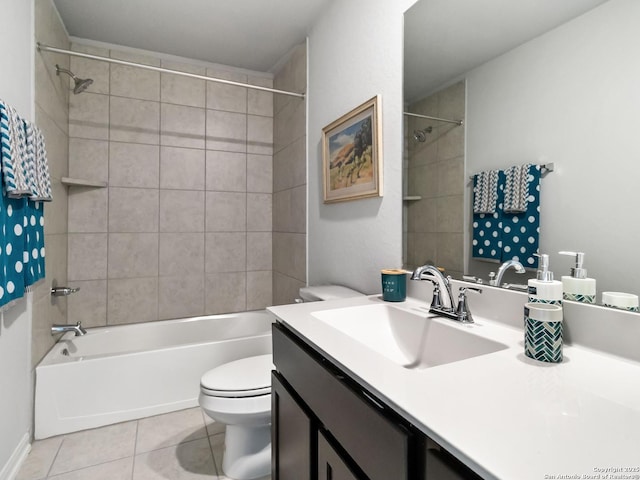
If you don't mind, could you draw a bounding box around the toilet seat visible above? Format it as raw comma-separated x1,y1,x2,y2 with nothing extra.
200,354,273,398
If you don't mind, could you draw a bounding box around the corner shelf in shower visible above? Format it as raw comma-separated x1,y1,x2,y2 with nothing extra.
61,177,108,188
403,195,422,202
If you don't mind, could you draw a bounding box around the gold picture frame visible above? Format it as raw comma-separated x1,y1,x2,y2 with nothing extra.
322,95,382,203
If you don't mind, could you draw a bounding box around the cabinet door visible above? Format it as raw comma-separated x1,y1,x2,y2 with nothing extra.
272,372,312,480
274,324,410,480
317,430,361,480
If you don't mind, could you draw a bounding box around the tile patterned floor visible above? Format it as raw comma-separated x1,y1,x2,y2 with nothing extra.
16,407,271,480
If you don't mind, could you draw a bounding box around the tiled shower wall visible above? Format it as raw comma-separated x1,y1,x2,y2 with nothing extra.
66,43,274,326
272,44,307,305
405,81,465,278
32,0,70,365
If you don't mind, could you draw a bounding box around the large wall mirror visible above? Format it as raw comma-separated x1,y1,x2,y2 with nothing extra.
403,0,640,308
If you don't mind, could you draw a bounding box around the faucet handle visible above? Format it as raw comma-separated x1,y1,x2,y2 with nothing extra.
456,287,483,323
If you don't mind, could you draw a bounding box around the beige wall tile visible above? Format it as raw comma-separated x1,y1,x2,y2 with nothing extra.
110,50,161,66
111,64,160,101
437,156,464,197
68,187,108,233
247,232,272,271
109,142,160,188
68,233,108,281
34,55,69,136
247,154,272,193
205,272,246,314
248,91,273,118
272,272,305,306
205,232,246,273
66,279,107,328
109,188,159,233
160,147,205,190
247,115,273,155
273,135,305,192
160,60,206,108
407,199,436,233
160,103,205,149
43,233,68,304
407,164,438,199
107,277,158,325
205,192,246,232
206,69,247,113
159,190,205,232
205,110,246,153
247,271,272,310
273,97,305,154
437,233,464,273
274,43,306,115
247,193,272,232
36,106,68,180
438,80,465,119
435,195,464,233
69,138,108,182
31,294,58,368
44,181,68,235
273,187,304,234
438,124,465,161
69,92,109,140
158,275,205,320
110,96,159,145
108,233,158,278
205,151,246,192
406,233,437,268
273,232,306,282
159,233,205,276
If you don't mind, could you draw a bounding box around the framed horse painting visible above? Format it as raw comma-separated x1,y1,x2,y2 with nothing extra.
322,95,382,203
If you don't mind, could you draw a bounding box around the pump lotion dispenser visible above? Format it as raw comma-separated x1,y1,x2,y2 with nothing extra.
559,251,596,303
527,253,563,305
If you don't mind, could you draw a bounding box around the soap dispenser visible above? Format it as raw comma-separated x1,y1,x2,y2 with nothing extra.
527,253,563,305
558,251,596,303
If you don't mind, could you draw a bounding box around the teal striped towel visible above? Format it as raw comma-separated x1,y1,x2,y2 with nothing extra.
0,99,52,201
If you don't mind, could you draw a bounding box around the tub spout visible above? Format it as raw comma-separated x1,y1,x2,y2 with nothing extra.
51,322,87,336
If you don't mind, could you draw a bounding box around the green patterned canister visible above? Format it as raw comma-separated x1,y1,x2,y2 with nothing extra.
563,292,595,303
524,302,564,363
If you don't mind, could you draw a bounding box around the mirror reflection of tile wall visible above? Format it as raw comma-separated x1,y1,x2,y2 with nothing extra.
404,81,465,279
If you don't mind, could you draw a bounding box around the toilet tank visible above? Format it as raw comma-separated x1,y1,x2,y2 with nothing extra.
298,285,364,302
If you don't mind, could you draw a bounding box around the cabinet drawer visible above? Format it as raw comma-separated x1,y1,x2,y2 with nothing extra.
273,324,410,480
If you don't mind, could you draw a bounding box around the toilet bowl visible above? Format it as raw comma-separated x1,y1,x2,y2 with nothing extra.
199,285,363,480
199,354,272,480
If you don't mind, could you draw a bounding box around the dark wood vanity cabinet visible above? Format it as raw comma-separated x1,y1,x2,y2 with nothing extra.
272,322,484,480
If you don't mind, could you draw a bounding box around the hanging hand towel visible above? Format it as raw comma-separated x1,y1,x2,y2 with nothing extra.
472,169,499,214
472,170,504,261
503,163,533,213
500,164,541,268
30,124,52,202
0,100,32,197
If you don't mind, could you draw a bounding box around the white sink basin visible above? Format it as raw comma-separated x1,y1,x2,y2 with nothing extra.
312,303,507,369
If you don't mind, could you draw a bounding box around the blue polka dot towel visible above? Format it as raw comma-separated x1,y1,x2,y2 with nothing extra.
472,165,541,269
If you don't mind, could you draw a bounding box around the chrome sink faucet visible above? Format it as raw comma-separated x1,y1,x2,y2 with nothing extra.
51,321,87,336
492,259,526,287
411,265,482,323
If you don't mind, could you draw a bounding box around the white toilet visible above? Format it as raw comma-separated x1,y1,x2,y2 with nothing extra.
198,285,363,480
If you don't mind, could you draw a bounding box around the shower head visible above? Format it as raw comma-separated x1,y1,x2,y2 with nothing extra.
55,64,93,94
413,126,433,142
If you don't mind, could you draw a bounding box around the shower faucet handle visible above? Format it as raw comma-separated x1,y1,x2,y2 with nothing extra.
51,286,80,297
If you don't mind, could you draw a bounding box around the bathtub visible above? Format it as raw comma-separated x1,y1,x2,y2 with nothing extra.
35,310,274,439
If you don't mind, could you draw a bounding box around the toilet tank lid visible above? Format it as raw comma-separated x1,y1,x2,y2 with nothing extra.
299,285,364,301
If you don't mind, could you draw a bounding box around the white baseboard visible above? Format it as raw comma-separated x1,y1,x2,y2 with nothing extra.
0,433,31,480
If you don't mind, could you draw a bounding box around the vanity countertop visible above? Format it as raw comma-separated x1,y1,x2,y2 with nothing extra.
268,294,640,480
